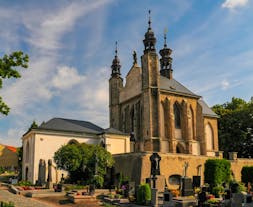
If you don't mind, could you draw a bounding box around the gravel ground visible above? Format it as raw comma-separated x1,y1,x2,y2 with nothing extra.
0,186,103,207
0,186,55,207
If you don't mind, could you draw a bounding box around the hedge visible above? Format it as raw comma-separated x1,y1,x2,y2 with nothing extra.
204,159,231,189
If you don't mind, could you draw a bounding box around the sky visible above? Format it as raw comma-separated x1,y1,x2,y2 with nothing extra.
0,0,253,147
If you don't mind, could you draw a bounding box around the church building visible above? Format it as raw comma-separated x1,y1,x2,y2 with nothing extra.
109,13,219,157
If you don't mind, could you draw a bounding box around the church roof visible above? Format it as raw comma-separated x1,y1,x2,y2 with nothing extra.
38,118,104,134
103,128,127,135
198,100,219,118
160,75,201,98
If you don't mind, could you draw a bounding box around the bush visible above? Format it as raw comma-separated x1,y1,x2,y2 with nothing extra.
212,186,224,197
230,181,246,193
241,166,253,184
204,159,231,191
137,184,151,205
18,180,32,186
0,201,15,207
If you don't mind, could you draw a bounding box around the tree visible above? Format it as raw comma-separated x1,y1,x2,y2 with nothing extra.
0,51,29,115
54,143,114,187
212,97,253,158
28,121,38,131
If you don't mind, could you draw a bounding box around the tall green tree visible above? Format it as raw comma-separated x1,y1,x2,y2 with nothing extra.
0,51,29,115
212,97,253,158
54,143,114,187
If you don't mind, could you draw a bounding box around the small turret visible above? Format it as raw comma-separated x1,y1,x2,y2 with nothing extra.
109,42,123,130
111,41,121,77
143,10,156,54
159,29,173,79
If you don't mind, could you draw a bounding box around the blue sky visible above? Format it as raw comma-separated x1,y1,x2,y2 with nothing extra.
0,0,253,147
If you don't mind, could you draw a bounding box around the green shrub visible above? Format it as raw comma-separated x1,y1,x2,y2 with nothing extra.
212,186,224,197
137,184,151,205
204,159,231,191
230,181,246,193
92,175,104,188
0,201,15,207
241,166,253,184
18,180,32,186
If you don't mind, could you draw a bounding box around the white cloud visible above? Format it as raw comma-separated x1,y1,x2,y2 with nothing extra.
222,0,249,10
23,0,112,52
221,79,230,90
52,66,85,90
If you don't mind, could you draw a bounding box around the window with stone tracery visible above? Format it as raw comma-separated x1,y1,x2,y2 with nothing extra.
174,103,181,129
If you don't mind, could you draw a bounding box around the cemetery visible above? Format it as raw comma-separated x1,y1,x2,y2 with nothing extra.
2,151,253,207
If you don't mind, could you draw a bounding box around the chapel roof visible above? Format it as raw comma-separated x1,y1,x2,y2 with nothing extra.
159,75,201,98
102,128,127,135
198,99,219,118
38,118,104,134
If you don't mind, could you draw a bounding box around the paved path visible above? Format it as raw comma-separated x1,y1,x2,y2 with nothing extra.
0,188,55,207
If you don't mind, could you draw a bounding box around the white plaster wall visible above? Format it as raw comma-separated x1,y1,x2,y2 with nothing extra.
23,130,130,184
32,133,99,184
105,134,130,154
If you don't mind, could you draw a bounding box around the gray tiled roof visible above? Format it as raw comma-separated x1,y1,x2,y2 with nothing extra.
198,99,219,118
103,128,128,135
160,76,201,98
38,118,104,134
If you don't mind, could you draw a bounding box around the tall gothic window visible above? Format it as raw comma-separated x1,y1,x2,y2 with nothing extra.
205,123,214,150
174,103,181,129
130,107,135,132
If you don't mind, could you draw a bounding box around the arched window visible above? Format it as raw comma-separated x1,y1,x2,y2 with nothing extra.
174,103,181,129
25,141,30,162
176,143,185,153
169,174,181,185
205,123,214,150
189,106,194,140
130,106,135,132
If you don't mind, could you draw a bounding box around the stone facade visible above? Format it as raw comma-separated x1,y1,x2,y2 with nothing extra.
109,16,219,156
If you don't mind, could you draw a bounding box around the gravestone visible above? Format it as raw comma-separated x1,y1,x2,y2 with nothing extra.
192,176,200,188
163,189,174,207
128,182,135,197
231,193,244,207
38,159,46,186
181,177,193,196
46,159,53,189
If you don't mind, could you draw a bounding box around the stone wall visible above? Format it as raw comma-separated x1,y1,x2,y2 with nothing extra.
113,152,253,189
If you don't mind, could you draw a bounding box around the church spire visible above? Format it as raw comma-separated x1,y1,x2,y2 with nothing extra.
143,10,156,54
159,29,173,79
111,41,121,77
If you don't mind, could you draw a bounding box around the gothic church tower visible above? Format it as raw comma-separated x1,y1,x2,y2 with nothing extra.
141,11,161,151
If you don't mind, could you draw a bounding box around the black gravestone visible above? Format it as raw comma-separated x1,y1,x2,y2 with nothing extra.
181,177,193,196
192,176,201,188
